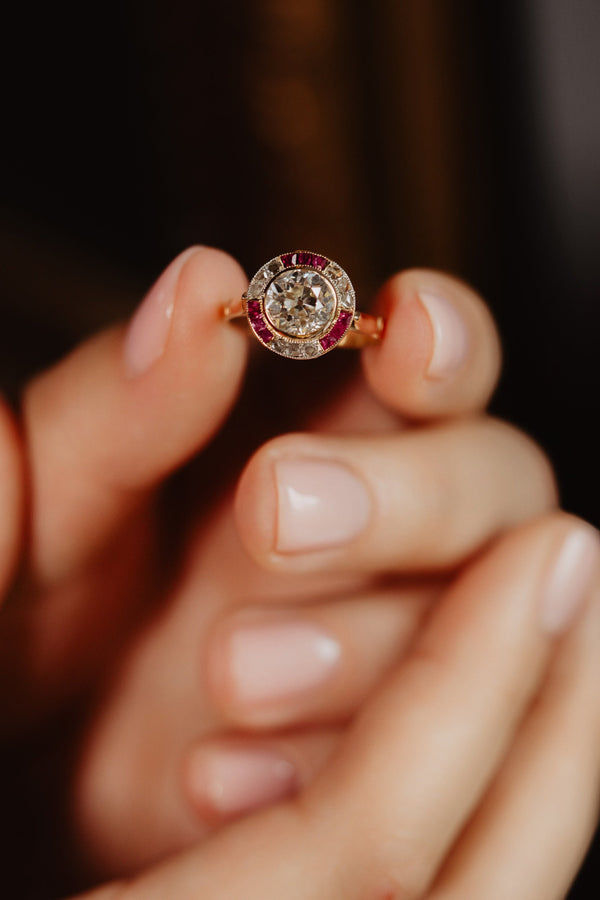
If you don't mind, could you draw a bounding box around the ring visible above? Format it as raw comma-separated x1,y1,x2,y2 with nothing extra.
222,251,385,360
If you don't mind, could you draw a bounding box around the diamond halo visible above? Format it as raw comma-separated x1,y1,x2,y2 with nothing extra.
243,251,356,359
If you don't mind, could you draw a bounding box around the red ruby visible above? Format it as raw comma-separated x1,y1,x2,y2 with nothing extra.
318,309,352,351
281,253,296,267
319,333,337,350
250,315,273,343
295,252,328,270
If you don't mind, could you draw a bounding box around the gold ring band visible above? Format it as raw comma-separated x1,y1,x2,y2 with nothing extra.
222,251,385,360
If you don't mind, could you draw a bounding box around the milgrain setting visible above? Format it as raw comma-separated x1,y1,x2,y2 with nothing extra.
223,251,384,359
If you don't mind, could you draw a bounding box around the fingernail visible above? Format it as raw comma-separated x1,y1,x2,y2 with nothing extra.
123,247,197,377
541,525,600,634
227,620,341,706
418,290,469,379
275,458,371,553
187,745,297,819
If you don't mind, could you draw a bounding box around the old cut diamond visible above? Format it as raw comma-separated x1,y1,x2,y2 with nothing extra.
264,269,336,337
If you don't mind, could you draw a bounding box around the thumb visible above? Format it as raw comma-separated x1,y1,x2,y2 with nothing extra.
23,246,248,584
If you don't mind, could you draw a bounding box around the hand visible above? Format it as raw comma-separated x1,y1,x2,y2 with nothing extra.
2,249,596,899
74,513,600,900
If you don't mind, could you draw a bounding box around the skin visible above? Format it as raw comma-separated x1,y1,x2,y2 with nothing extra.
0,248,597,898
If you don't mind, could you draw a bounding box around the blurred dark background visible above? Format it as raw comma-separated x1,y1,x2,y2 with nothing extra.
1,0,599,896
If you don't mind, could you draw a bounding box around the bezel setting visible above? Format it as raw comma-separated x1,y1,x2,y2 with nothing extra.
243,251,356,359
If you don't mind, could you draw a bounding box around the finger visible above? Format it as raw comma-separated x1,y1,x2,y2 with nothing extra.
235,417,558,574
0,398,24,599
69,520,600,899
362,268,502,419
77,720,339,876
429,582,600,899
206,583,436,729
206,584,440,729
182,728,339,827
297,515,600,899
73,579,432,874
23,247,248,583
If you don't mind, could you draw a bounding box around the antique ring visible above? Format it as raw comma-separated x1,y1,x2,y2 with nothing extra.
222,251,385,360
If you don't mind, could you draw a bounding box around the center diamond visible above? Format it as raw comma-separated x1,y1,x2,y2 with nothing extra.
264,268,336,337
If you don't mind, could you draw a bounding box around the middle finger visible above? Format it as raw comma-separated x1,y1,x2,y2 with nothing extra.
235,417,558,575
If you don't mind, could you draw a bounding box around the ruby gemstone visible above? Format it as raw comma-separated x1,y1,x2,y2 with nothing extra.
247,304,273,343
281,252,328,271
319,310,352,350
297,252,327,270
253,321,273,342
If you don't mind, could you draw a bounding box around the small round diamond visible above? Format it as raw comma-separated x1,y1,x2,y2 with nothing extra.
264,269,336,337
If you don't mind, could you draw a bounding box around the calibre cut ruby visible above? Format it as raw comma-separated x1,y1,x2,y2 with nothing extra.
247,299,261,314
249,313,273,343
281,252,329,271
333,312,352,337
319,309,352,350
319,332,337,350
293,252,328,270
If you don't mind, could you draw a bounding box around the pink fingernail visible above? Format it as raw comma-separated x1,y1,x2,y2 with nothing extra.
418,290,469,379
541,525,600,634
187,745,298,818
228,620,341,705
275,458,371,553
123,247,198,377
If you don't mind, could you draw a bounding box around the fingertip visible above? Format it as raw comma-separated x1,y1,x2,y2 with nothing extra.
117,244,251,483
161,244,249,376
183,740,299,825
362,269,502,419
123,244,249,379
361,272,430,417
123,246,202,379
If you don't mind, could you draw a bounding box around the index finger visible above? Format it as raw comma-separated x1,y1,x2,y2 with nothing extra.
362,268,502,419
